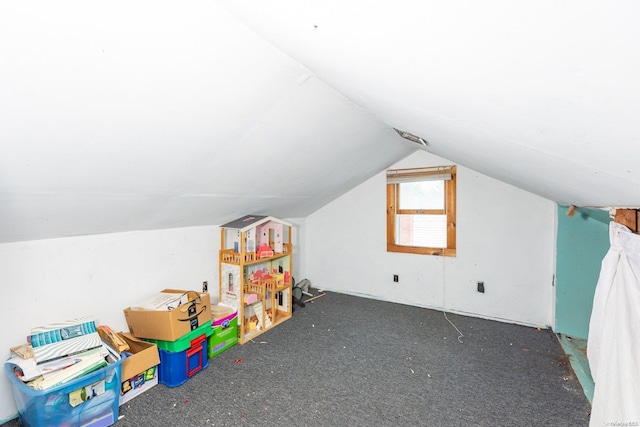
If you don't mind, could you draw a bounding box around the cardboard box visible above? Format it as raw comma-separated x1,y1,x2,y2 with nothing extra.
123,289,212,341
119,333,160,405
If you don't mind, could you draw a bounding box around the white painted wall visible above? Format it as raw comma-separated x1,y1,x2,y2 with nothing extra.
0,226,218,422
305,151,557,327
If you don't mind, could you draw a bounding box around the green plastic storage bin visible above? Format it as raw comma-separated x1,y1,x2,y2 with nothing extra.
147,321,212,353
208,311,238,358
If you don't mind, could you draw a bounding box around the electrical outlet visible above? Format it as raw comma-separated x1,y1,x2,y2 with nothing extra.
393,274,399,282
477,281,485,293
202,281,208,292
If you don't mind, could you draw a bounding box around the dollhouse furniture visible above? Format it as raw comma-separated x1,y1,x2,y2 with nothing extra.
219,215,293,344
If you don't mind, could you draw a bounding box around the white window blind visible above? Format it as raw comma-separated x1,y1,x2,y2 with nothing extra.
386,166,453,184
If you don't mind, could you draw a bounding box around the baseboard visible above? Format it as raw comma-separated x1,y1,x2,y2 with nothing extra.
0,413,18,425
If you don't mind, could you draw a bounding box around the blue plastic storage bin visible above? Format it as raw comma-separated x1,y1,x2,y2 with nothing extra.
158,333,209,387
5,356,123,427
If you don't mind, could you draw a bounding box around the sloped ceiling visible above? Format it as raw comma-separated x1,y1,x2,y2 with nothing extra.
0,1,415,244
218,1,640,206
2,1,639,244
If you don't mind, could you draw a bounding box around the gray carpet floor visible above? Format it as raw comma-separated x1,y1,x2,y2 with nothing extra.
3,291,591,426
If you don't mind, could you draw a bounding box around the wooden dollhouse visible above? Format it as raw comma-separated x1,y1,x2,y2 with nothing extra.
219,215,293,344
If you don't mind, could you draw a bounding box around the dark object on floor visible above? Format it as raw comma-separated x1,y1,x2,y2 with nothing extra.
291,278,307,309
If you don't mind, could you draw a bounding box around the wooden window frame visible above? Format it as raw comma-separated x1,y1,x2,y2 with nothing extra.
386,166,456,256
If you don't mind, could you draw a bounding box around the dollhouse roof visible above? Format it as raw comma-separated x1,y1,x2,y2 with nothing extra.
220,215,291,232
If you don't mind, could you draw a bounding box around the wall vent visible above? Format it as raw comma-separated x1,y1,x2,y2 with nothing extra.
394,128,428,147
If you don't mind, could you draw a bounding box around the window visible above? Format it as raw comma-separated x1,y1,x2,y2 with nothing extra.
386,165,456,256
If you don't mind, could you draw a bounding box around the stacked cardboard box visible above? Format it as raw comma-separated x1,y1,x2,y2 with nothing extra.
123,289,212,388
118,333,160,405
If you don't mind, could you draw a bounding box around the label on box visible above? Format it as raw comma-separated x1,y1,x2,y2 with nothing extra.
210,341,227,354
121,367,157,398
68,379,105,407
189,317,199,330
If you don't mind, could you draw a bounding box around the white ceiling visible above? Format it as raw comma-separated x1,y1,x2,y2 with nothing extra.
2,1,639,244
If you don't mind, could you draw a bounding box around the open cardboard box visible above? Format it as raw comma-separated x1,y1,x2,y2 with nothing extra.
123,289,212,341
119,332,160,405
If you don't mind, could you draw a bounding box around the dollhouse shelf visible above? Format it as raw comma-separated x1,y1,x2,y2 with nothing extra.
220,244,291,266
219,215,293,344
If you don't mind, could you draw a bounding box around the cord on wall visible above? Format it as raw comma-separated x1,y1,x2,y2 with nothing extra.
440,257,463,343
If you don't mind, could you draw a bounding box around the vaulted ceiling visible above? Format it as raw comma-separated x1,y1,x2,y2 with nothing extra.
1,1,638,244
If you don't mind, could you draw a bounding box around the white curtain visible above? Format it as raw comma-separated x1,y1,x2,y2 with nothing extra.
588,221,640,426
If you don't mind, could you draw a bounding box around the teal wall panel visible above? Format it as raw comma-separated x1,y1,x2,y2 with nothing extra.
555,205,611,339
